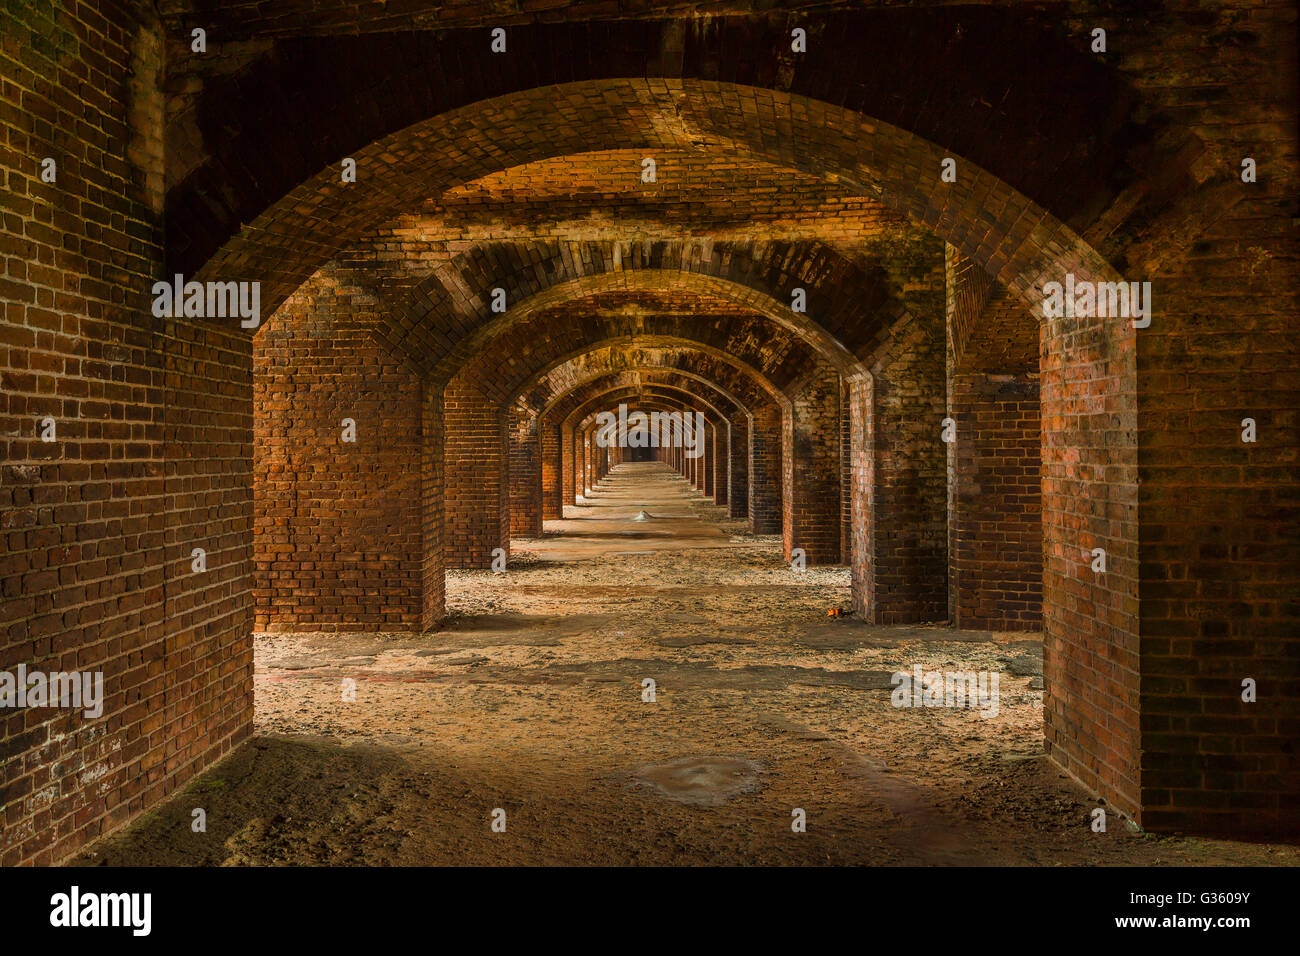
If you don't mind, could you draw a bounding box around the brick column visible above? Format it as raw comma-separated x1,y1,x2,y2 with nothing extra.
1134,270,1298,835
783,366,842,565
254,300,421,630
1040,280,1139,828
728,415,749,518
508,407,542,537
848,377,872,616
950,373,1041,629
841,381,854,564
707,421,717,496
713,419,728,506
444,376,509,568
582,425,593,494
566,424,580,505
861,313,948,622
749,402,783,534
541,420,562,520
421,390,445,630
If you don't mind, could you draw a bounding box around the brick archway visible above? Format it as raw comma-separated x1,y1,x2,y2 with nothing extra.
24,0,1298,867
570,391,727,501
229,77,1139,825
536,372,757,527
444,331,788,566
175,13,1151,310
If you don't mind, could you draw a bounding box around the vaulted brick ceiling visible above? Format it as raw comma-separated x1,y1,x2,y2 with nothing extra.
174,9,1151,326
536,367,762,432
458,299,812,405
519,349,773,422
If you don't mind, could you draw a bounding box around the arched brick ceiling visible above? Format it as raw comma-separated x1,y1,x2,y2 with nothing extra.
398,242,906,385
568,383,735,432
261,156,940,387
505,339,781,418
350,151,943,343
168,11,1146,286
569,388,721,434
391,151,916,251
522,350,766,420
455,301,817,406
535,368,751,429
179,61,1142,328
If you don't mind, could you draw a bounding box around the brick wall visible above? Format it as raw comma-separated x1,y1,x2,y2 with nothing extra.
1039,279,1141,824
562,424,577,508
727,416,749,518
711,423,727,506
1,0,251,865
420,393,445,631
947,267,1043,632
540,422,562,521
252,280,422,631
700,419,715,498
1123,5,1300,834
508,406,542,537
950,373,1042,630
782,366,842,565
840,381,853,564
5,0,1296,864
749,404,783,535
848,377,873,617
444,375,509,568
858,307,948,623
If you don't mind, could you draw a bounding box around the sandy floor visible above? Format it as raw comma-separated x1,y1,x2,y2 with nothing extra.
76,463,1297,866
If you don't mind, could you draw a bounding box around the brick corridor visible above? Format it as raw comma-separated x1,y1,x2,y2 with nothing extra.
73,460,1294,866
3,1,1297,866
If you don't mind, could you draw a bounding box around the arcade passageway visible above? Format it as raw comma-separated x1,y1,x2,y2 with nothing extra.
76,464,1293,866
3,1,1297,868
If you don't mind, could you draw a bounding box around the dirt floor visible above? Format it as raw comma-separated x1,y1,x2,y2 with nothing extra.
76,463,1298,866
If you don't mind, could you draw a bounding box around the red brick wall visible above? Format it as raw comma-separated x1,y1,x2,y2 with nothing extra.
858,309,949,623
420,394,445,631
712,423,727,505
444,375,509,568
1,1,251,865
508,407,542,537
253,281,422,631
727,416,749,518
6,0,1295,864
704,423,714,494
840,381,853,564
782,366,842,565
540,422,562,520
947,269,1043,632
1127,6,1300,834
562,424,577,508
950,373,1042,629
749,404,783,535
848,377,873,617
1040,284,1141,824
582,426,593,495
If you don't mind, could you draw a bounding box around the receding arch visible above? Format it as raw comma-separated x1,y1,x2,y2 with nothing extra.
433,266,871,388
215,68,1139,831
538,367,751,424
189,76,1135,343
511,337,788,412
